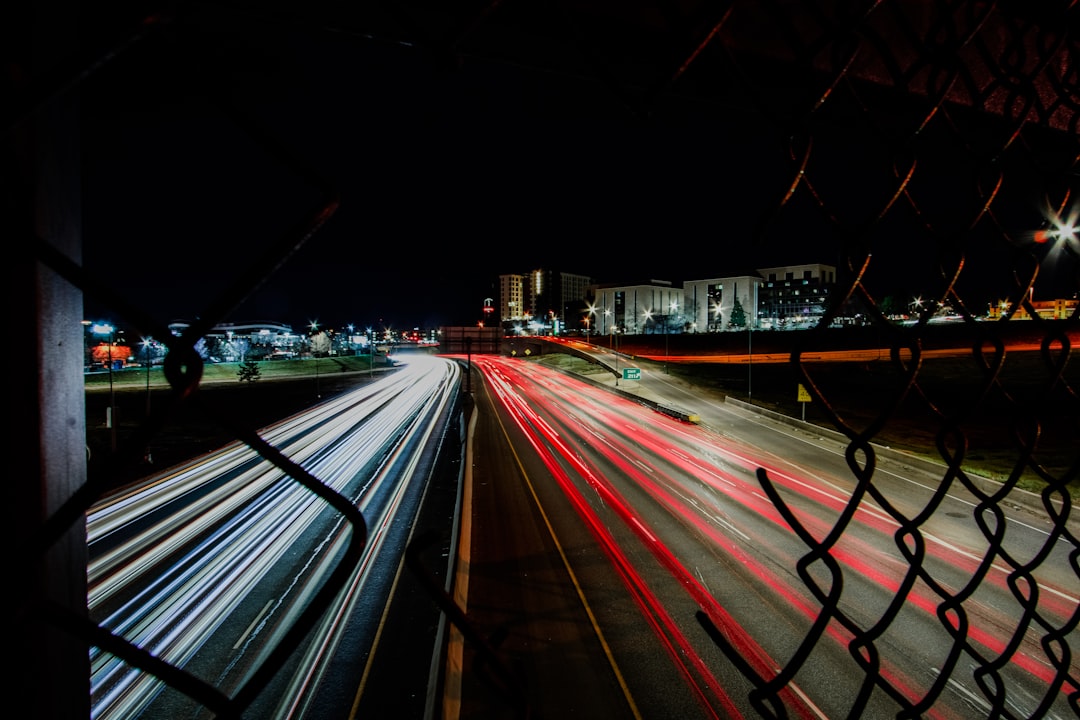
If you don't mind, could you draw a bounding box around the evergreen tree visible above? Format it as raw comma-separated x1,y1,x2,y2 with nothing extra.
729,298,746,329
237,358,261,383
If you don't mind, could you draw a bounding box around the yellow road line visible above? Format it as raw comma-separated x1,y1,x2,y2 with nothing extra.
481,382,643,720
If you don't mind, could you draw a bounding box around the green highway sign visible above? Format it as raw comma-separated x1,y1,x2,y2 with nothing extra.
622,367,641,380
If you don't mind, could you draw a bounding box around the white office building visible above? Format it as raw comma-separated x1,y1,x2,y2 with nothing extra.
590,280,683,336
683,274,763,332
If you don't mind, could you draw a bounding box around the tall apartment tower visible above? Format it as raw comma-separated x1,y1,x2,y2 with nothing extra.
499,273,526,323
528,269,593,328
499,269,593,332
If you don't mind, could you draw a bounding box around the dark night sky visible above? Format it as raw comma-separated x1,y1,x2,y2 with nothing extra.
78,5,1075,335
79,23,768,332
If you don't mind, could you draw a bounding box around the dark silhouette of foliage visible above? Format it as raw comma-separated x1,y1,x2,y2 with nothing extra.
237,358,261,383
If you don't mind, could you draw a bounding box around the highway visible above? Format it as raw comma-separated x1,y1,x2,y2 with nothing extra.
87,354,462,719
458,354,1078,719
81,347,1076,719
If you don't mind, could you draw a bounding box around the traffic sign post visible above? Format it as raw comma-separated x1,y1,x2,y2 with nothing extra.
797,383,811,420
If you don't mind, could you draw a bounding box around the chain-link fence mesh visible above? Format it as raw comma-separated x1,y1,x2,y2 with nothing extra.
672,3,1079,716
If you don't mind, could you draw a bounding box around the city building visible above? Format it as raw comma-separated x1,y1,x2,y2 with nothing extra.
683,273,764,333
498,273,526,324
500,269,594,334
167,320,303,360
755,263,837,330
590,280,683,336
502,261,1080,335
989,295,1078,321
591,263,836,336
163,320,369,361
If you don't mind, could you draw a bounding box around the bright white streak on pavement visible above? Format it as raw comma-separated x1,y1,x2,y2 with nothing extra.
87,355,459,720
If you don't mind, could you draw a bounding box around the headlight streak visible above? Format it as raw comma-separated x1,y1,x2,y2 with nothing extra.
88,369,421,569
90,379,416,606
478,357,1077,716
87,356,460,720
269,362,460,719
87,381,400,543
91,362,447,712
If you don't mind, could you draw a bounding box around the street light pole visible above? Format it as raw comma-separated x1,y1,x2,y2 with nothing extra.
748,322,752,400
310,320,321,399
90,322,117,450
104,327,116,451
614,326,619,387
748,280,760,400
666,300,677,374
143,338,152,418
108,331,116,450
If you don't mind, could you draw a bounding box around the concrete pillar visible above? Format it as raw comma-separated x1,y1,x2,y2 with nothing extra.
7,2,90,717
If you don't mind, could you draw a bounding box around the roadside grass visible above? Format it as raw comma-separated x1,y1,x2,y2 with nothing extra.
84,355,376,389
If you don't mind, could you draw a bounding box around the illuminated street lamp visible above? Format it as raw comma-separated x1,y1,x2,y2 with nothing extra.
1035,210,1079,250
1035,211,1080,288
586,303,598,341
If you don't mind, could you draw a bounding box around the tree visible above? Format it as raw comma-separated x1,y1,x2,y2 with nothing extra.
879,294,904,319
311,330,331,356
729,298,746,329
237,358,261,383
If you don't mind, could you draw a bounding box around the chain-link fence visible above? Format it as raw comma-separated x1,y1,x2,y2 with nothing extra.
671,4,1079,716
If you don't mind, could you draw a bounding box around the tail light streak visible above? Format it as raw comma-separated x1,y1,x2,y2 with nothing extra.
476,357,1076,714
